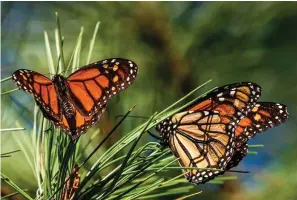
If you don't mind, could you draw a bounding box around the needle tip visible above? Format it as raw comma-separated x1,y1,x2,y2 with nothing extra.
130,104,136,111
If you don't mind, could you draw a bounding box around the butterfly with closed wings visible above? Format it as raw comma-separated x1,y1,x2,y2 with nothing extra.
156,82,262,184
156,82,289,185
12,58,138,140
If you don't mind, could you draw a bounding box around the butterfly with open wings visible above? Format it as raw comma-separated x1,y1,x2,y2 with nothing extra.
12,58,138,140
156,82,288,184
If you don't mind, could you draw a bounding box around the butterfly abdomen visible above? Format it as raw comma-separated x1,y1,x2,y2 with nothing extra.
61,100,75,117
52,75,75,117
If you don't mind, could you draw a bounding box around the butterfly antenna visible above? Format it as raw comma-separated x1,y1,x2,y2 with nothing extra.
147,130,162,140
228,169,250,174
44,123,54,134
48,105,136,200
115,115,149,120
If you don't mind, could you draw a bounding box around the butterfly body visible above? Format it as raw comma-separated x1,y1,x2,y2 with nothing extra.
52,75,74,117
12,58,138,140
51,75,81,137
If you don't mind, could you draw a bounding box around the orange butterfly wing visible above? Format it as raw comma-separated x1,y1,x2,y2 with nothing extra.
12,69,61,122
226,103,288,169
55,107,106,140
186,85,289,171
66,58,138,117
235,102,289,147
164,110,236,184
187,82,262,120
12,70,91,138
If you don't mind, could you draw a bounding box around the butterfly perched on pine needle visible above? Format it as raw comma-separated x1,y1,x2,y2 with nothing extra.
12,58,138,140
156,82,262,184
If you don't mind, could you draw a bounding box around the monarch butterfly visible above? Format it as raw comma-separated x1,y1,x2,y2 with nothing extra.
12,58,138,140
61,164,80,200
156,82,262,184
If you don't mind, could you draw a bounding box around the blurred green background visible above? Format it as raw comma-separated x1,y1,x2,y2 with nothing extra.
1,1,297,199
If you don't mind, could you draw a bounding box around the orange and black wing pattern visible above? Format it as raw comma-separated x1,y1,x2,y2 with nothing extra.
55,106,107,140
66,58,138,117
157,110,237,184
214,102,288,172
12,69,61,122
235,102,289,147
187,82,262,121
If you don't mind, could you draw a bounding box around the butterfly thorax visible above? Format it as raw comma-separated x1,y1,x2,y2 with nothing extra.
53,75,75,118
53,75,68,97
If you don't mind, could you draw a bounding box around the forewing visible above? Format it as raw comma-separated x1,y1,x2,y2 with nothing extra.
12,69,61,121
66,58,138,116
187,82,262,121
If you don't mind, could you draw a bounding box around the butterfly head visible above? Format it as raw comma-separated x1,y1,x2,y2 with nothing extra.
156,118,176,145
52,75,68,93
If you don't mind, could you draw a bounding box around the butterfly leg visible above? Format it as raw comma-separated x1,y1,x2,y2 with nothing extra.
44,123,54,134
